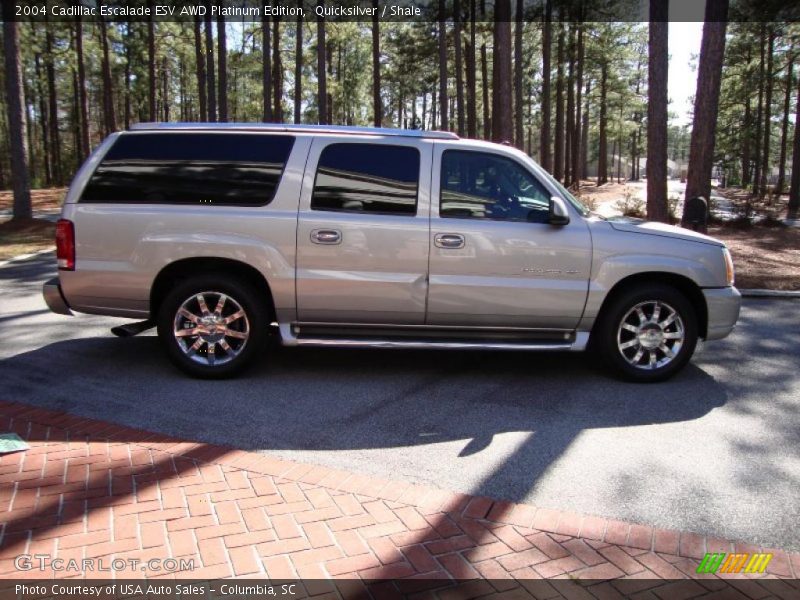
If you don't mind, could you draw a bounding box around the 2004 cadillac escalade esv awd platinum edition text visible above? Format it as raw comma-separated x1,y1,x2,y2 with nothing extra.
43,123,741,382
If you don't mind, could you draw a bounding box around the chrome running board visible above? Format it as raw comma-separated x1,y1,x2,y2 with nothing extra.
279,324,589,352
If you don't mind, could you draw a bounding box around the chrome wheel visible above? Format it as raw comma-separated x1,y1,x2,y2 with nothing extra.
172,291,250,366
616,300,685,371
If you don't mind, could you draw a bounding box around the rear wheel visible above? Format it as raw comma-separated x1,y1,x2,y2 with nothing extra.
597,284,697,382
157,275,269,378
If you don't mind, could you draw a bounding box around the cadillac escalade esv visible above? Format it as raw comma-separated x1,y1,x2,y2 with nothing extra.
44,123,741,381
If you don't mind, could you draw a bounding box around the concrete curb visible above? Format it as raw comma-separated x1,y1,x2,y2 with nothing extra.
739,289,800,298
0,247,54,269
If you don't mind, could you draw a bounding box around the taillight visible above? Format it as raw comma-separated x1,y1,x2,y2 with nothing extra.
55,219,75,270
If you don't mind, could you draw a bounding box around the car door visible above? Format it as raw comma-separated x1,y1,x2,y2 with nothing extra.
426,145,592,330
295,137,432,324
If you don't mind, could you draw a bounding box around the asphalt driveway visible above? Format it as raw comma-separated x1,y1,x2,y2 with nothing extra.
2,251,799,551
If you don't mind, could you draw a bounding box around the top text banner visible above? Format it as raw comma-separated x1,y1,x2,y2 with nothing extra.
6,0,799,23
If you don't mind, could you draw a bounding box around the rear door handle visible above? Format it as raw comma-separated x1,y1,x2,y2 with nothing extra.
310,229,341,244
434,233,465,249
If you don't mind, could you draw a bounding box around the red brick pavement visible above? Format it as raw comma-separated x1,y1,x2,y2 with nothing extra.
0,400,798,599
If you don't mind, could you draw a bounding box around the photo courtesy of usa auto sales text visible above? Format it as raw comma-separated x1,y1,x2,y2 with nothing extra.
16,584,300,597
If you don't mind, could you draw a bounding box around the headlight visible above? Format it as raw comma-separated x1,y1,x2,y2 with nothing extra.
723,247,735,286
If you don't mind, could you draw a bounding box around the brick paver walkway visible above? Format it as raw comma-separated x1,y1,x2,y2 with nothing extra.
0,401,798,599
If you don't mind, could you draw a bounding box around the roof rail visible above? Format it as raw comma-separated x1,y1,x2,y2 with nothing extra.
129,122,459,140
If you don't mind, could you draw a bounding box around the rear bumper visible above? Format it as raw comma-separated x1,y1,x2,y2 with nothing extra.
43,277,73,316
703,286,741,340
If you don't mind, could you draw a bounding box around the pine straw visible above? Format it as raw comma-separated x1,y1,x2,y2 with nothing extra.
709,225,800,291
0,188,66,213
0,218,55,262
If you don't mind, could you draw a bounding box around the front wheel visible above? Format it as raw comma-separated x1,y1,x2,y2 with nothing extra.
157,275,269,378
597,285,698,383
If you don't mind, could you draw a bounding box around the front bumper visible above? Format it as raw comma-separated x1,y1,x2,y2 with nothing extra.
43,277,73,315
703,286,741,340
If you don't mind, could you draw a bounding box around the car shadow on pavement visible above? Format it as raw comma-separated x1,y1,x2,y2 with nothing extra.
0,332,728,506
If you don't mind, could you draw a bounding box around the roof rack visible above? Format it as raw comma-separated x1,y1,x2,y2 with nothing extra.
129,122,459,140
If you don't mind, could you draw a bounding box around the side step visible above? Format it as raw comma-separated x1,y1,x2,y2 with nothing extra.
279,324,589,352
111,319,155,338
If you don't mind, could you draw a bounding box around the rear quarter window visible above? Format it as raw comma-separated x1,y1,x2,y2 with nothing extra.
80,132,294,206
311,143,420,215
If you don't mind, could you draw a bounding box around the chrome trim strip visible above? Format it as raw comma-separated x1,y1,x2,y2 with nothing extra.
292,338,574,351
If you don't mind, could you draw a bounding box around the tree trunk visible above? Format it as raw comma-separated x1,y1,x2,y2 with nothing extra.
294,9,302,124
317,7,327,124
646,4,670,223
204,10,217,121
124,23,133,128
99,20,117,136
571,24,584,188
45,24,62,185
788,65,800,219
438,0,448,130
481,42,490,138
597,62,608,186
682,0,729,231
581,79,590,180
33,51,51,185
760,27,775,198
273,18,283,122
565,25,575,185
466,0,477,138
161,56,170,121
326,39,333,124
753,25,765,196
194,18,207,122
148,7,157,121
539,0,552,170
262,15,273,122
742,97,751,186
454,0,465,135
776,49,794,195
76,18,90,157
491,0,513,143
554,23,565,181
514,0,524,149
217,15,228,122
372,3,381,127
2,15,32,219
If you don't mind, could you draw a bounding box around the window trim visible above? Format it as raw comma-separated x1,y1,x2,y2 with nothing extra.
438,148,553,224
78,131,296,207
310,142,421,217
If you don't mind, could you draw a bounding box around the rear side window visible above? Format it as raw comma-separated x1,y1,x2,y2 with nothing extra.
311,143,419,215
80,133,294,206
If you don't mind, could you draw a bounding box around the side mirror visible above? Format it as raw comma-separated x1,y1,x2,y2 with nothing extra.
549,196,570,226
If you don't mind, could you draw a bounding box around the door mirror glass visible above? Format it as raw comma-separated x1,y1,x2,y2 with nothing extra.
549,196,571,226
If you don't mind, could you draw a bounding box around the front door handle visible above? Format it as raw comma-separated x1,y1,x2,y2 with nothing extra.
310,229,341,245
434,233,465,249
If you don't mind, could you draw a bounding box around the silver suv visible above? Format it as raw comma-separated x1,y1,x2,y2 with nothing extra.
44,123,740,382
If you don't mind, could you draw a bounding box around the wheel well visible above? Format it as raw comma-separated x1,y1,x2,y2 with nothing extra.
594,272,708,338
149,258,276,321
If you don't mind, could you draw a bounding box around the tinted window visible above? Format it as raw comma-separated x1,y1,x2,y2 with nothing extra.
311,143,419,215
440,150,551,223
81,133,294,206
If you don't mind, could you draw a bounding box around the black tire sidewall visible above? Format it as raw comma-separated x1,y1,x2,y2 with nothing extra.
598,284,698,383
156,275,268,378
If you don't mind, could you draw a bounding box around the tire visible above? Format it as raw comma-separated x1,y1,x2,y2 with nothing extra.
596,284,698,383
156,274,269,378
